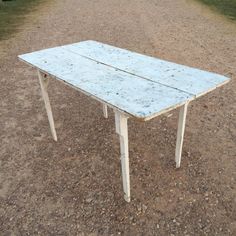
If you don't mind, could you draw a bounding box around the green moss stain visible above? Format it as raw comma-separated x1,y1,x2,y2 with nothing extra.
0,0,46,41
197,0,236,20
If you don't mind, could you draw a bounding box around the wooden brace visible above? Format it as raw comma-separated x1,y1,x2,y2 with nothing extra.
175,102,189,168
37,70,57,141
102,104,108,118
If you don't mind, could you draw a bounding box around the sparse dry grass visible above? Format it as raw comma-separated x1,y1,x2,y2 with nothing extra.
0,0,45,40
197,0,236,20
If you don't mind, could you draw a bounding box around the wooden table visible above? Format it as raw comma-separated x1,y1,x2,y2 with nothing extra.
19,40,230,202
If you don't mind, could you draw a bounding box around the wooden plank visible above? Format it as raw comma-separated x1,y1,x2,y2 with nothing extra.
19,48,193,121
63,40,230,97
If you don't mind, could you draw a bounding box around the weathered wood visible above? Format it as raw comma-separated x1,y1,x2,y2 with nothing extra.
38,70,57,141
18,41,231,202
19,47,193,121
115,110,130,202
63,40,230,97
175,102,189,168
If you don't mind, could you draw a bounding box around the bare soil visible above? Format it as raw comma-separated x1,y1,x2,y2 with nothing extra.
0,0,235,235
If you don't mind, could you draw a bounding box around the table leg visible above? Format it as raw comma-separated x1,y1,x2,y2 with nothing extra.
114,111,130,202
175,102,189,168
37,70,57,141
102,104,108,118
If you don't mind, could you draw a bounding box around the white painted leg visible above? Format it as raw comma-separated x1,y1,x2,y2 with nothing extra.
114,111,130,202
102,104,108,118
37,70,57,141
175,102,189,168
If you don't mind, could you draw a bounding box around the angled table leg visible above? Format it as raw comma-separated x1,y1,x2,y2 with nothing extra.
37,70,57,141
175,102,189,168
102,104,108,118
114,110,130,202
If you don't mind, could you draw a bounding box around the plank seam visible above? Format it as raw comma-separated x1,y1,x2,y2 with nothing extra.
61,47,196,98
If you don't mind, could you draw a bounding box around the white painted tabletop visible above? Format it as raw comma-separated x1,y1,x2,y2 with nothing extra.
19,40,230,121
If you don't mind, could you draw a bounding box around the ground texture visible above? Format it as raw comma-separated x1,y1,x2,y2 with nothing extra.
0,0,235,235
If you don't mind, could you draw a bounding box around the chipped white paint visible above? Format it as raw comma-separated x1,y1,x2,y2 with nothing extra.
37,70,57,141
62,40,230,97
18,41,230,202
19,47,193,121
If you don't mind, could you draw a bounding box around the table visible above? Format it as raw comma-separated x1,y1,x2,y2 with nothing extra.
19,40,230,202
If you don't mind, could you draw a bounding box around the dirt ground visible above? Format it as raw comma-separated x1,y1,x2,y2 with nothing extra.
0,0,235,235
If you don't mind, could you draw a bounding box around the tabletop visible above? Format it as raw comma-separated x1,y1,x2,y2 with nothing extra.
18,40,230,121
